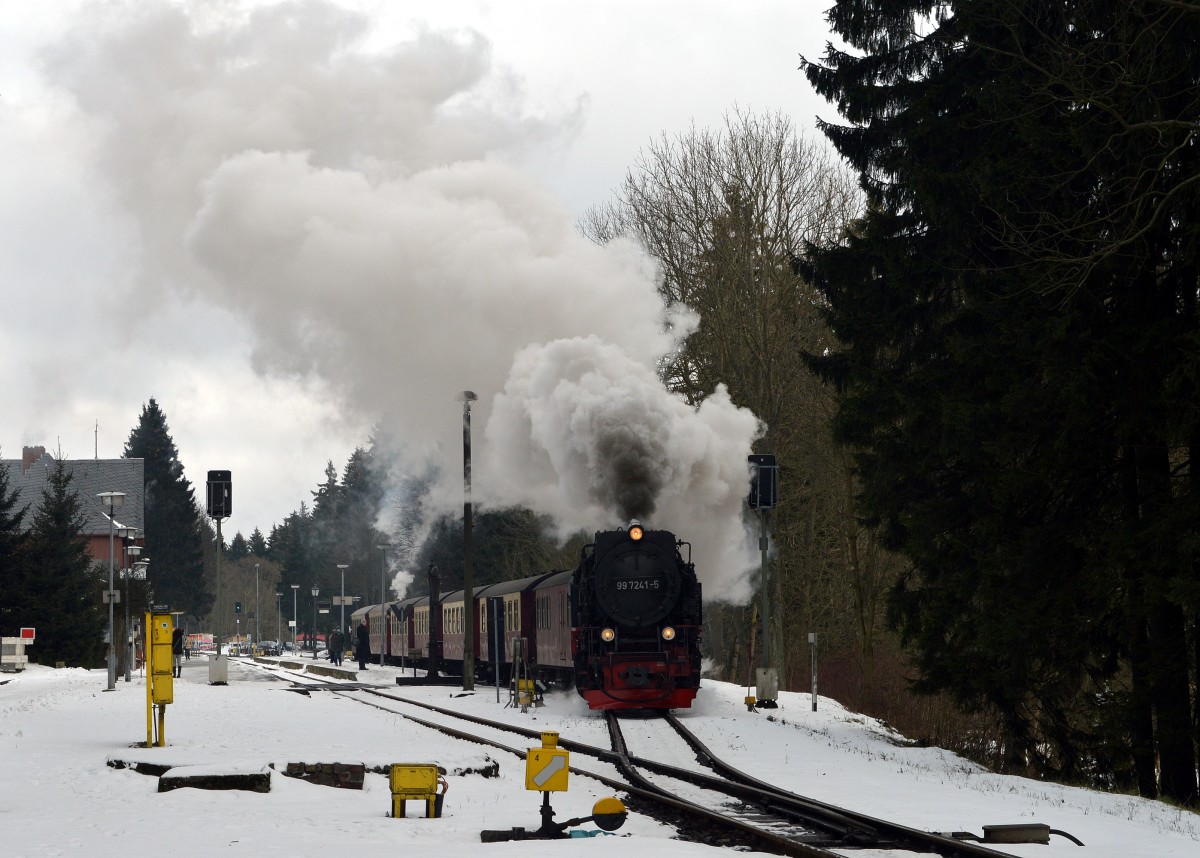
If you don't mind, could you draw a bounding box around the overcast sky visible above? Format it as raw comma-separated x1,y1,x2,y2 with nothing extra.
1,1,838,600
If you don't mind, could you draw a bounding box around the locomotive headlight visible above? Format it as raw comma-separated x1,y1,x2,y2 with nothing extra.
601,627,616,643
628,522,644,541
661,626,676,641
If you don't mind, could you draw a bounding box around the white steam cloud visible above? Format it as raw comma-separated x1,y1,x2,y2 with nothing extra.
40,1,761,600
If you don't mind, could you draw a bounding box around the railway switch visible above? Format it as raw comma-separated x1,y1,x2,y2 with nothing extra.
479,796,627,843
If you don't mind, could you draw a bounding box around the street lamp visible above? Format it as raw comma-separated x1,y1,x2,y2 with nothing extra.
254,563,261,649
275,591,282,648
310,585,320,657
97,491,125,691
124,540,142,682
291,584,299,655
336,564,349,635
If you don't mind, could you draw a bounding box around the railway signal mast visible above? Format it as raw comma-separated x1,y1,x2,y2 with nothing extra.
748,454,778,708
206,470,232,685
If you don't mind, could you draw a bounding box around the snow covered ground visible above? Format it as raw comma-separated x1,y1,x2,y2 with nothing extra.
1,658,1196,857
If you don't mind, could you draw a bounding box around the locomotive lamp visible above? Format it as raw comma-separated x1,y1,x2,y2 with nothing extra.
628,521,644,540
600,628,616,643
661,626,676,641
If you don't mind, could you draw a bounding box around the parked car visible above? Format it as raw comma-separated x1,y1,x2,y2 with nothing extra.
258,640,281,656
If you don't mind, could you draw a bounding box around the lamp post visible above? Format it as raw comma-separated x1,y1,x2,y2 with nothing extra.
336,564,349,636
254,563,261,649
291,584,299,655
275,591,282,649
124,541,142,682
460,390,477,691
115,526,134,680
97,491,125,691
310,585,320,657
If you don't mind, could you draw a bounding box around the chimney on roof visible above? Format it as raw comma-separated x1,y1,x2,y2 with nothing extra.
22,446,47,474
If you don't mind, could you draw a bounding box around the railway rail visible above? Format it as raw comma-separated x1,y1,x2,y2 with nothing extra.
241,659,1025,857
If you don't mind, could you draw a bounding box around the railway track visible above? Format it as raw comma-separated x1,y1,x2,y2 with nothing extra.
243,661,1024,858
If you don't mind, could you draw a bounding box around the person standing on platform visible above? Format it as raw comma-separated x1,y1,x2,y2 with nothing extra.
356,618,370,671
171,626,184,678
329,628,344,666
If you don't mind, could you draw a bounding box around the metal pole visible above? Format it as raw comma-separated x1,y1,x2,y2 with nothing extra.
809,632,818,712
122,535,130,682
337,564,349,634
291,585,299,655
124,539,140,682
376,544,390,610
214,517,223,658
255,563,260,648
106,511,115,691
760,508,770,664
311,587,319,658
461,391,477,691
275,592,282,647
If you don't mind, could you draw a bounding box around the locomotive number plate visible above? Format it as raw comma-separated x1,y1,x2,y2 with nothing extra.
616,578,661,591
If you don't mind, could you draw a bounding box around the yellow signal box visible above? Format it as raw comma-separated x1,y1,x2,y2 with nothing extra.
389,763,441,818
145,610,176,747
525,731,569,792
148,613,174,704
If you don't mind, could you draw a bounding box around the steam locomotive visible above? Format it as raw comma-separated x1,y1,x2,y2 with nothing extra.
352,521,703,710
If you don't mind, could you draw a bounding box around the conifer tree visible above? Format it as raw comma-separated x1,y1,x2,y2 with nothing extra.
247,528,268,558
26,458,105,666
803,0,1199,801
124,399,212,620
228,532,249,561
0,456,31,636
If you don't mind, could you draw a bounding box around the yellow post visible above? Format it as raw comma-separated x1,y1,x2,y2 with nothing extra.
145,612,153,746
146,610,175,746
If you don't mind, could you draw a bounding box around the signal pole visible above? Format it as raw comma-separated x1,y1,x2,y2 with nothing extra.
460,391,477,691
206,471,231,684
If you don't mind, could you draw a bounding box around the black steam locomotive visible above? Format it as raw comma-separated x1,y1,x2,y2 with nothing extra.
356,521,704,710
571,522,703,709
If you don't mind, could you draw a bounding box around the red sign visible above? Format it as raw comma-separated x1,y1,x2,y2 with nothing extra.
19,627,35,641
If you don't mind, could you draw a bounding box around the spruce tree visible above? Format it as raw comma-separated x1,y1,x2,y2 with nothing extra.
228,532,249,561
124,399,212,621
803,0,1199,801
26,458,105,666
247,528,268,558
0,456,31,636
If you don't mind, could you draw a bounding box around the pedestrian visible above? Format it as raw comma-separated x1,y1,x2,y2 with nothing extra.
329,628,344,666
171,626,184,678
356,618,370,670
183,630,191,661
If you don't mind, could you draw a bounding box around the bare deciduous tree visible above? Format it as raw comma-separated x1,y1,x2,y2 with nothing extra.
582,110,896,692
